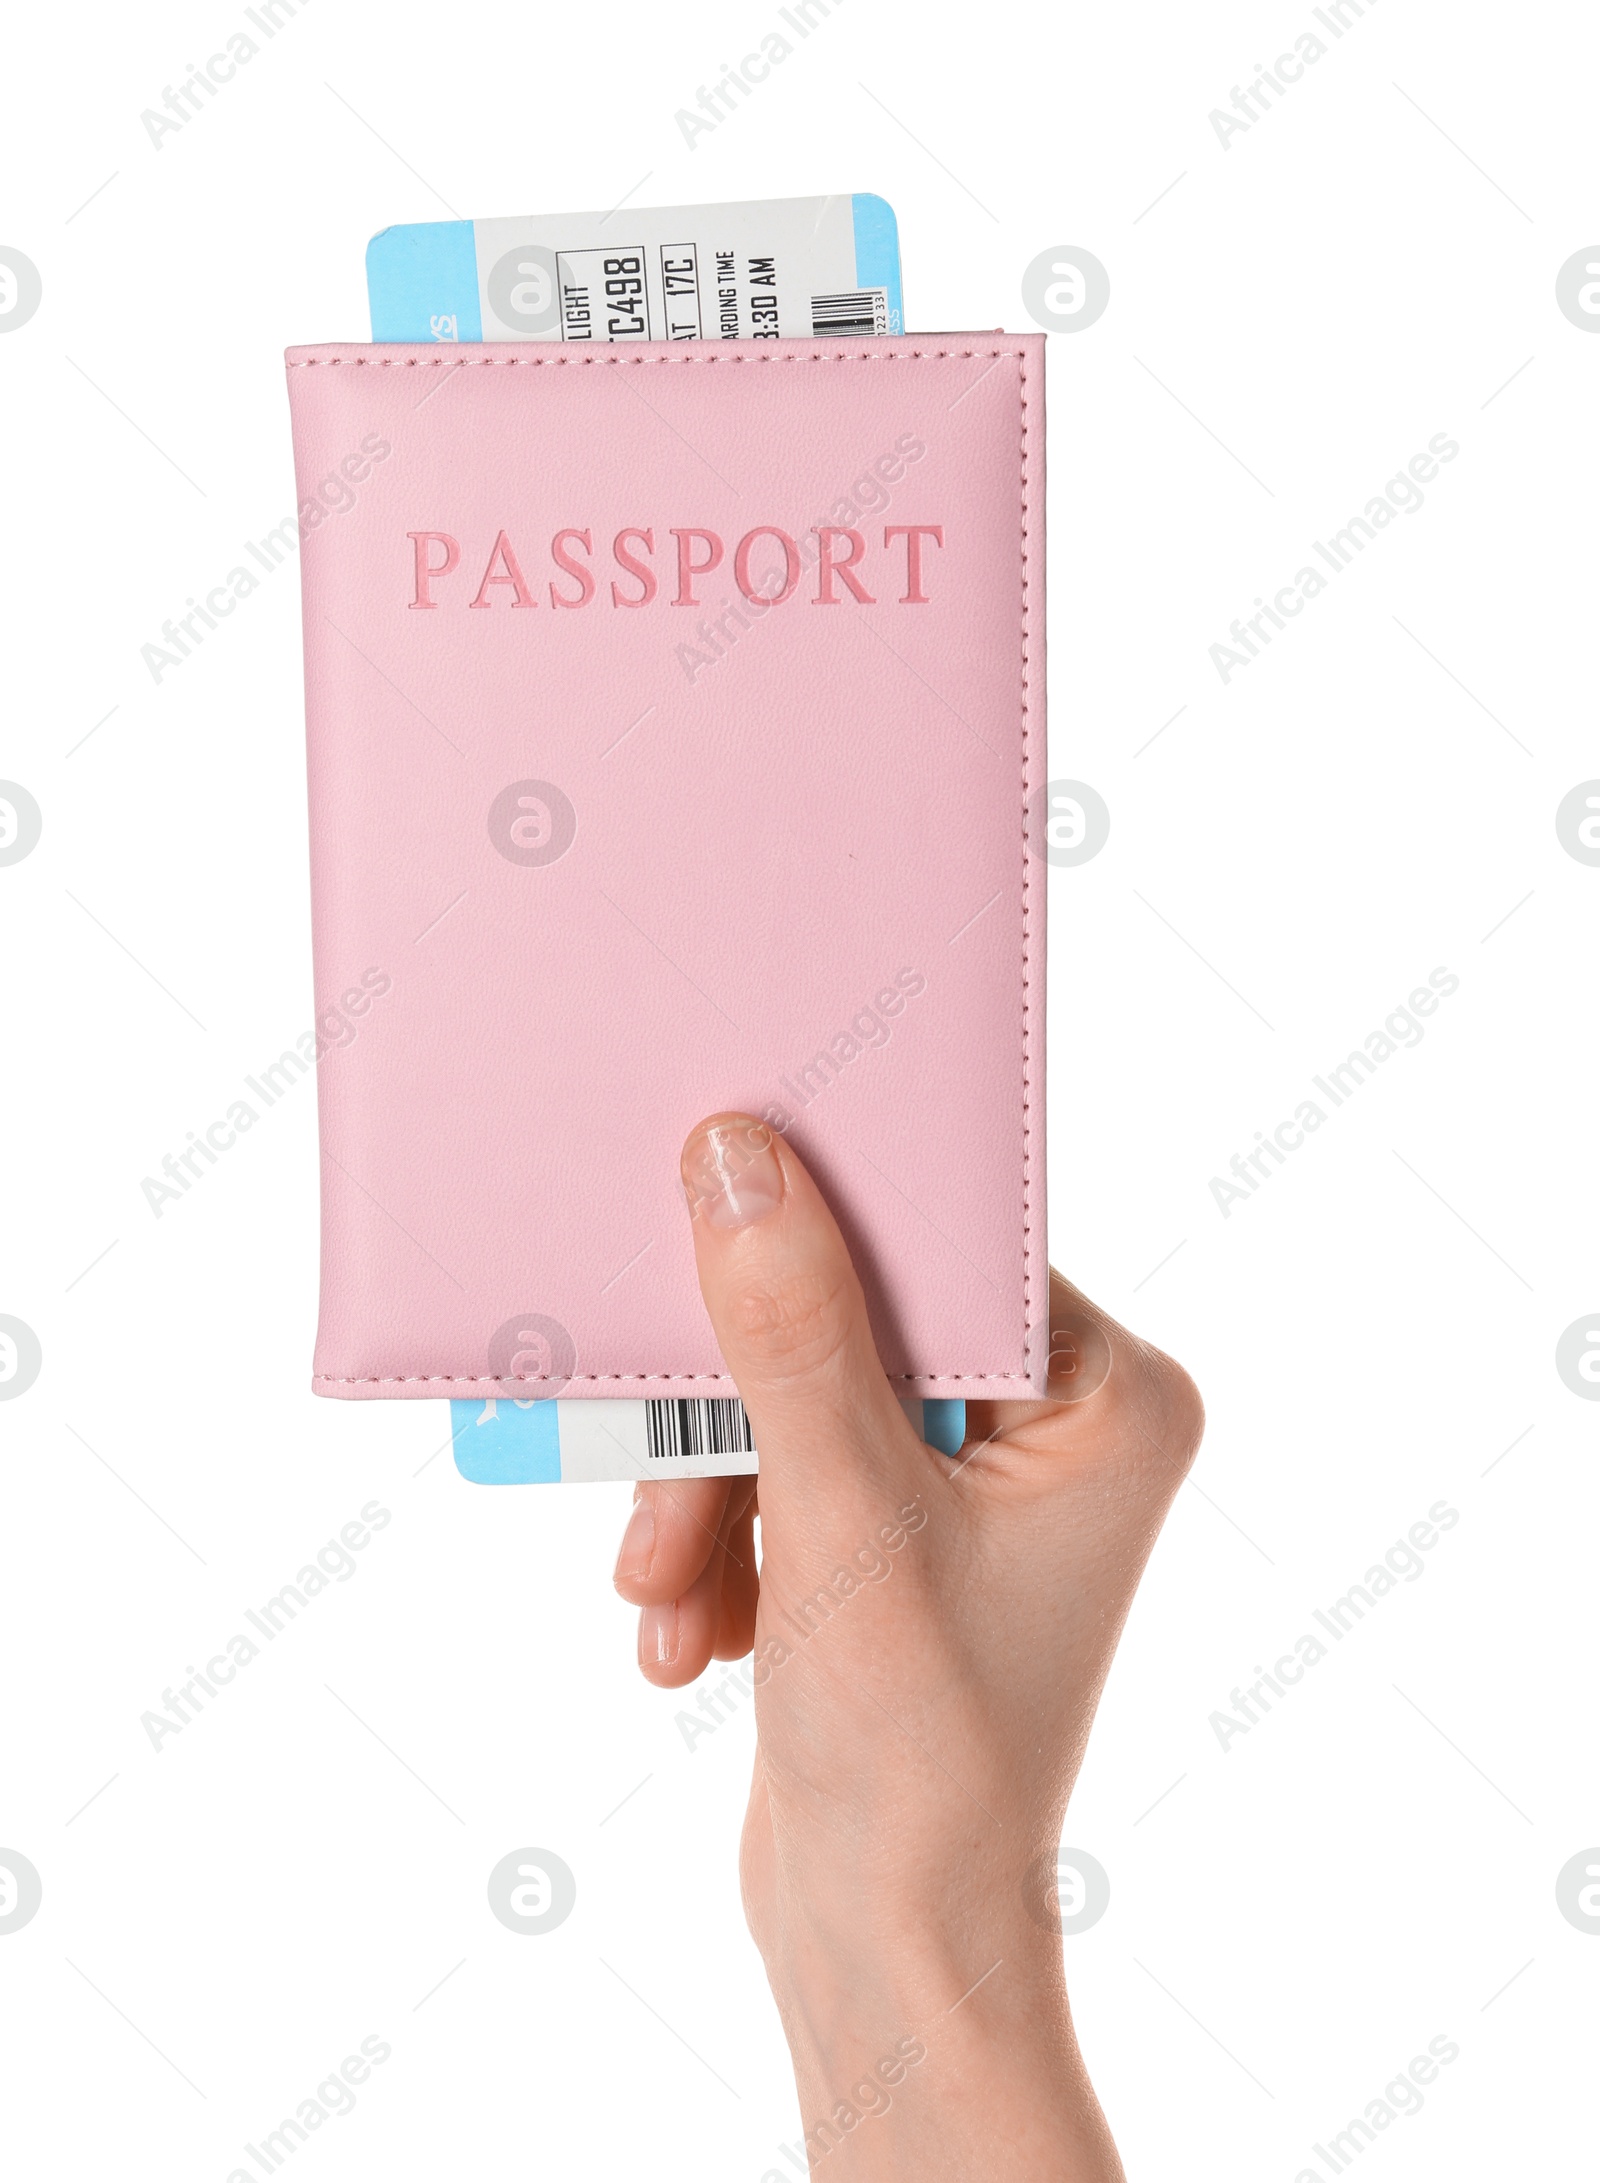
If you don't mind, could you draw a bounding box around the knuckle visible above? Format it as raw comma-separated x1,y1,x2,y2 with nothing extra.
1139,1343,1206,1471
723,1264,853,1381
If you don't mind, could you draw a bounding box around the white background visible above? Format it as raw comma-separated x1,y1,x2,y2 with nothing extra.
2,1,1596,2176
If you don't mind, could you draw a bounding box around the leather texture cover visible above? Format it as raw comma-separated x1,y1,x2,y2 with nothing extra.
285,333,1046,1400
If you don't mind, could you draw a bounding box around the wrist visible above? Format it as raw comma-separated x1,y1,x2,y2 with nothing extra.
760,1910,1121,2180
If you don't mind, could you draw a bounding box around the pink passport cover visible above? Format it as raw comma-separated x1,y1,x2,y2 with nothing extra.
285,334,1046,1400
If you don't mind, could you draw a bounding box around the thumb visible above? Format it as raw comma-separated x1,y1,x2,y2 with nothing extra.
679,1114,917,1499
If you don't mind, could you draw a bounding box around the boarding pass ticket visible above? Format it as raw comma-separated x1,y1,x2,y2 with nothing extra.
366,192,903,345
368,192,919,1480
450,1395,966,1486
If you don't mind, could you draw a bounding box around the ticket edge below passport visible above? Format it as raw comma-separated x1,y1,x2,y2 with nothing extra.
450,1397,966,1484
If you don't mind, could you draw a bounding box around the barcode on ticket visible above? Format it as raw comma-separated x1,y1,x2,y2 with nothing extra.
810,287,889,337
645,1396,755,1461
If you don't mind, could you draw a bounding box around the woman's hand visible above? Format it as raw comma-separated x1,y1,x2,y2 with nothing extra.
612,1114,1204,2179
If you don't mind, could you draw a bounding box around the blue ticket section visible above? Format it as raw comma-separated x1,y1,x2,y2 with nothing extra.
851,193,901,321
921,1399,965,1457
451,1397,561,1484
451,1396,964,1485
367,219,481,343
